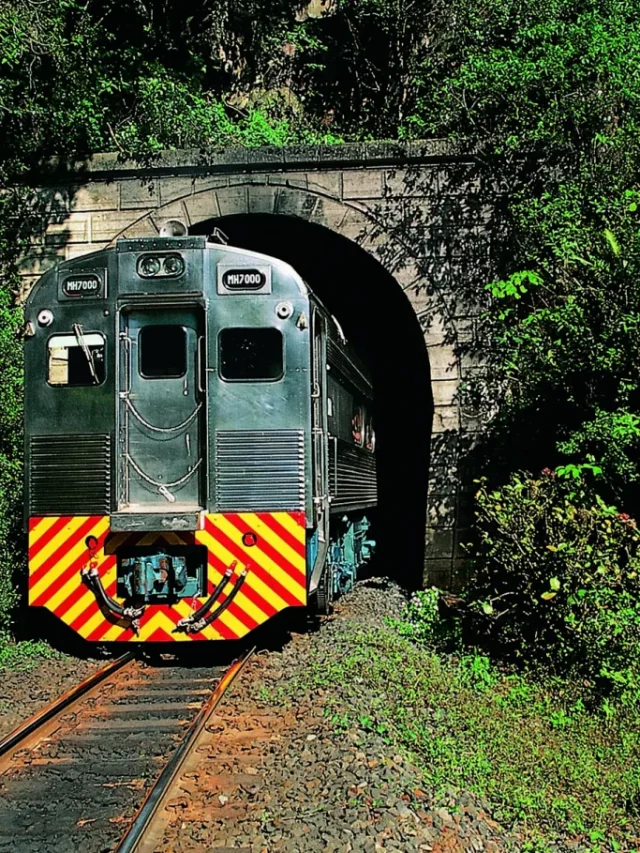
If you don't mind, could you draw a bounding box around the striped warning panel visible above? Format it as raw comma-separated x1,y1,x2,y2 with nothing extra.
28,512,307,643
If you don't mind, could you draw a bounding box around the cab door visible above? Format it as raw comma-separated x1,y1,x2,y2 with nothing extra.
309,307,330,592
311,307,328,517
118,308,205,511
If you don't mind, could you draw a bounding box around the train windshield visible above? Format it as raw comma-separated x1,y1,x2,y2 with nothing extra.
47,332,106,386
219,328,283,381
139,325,187,379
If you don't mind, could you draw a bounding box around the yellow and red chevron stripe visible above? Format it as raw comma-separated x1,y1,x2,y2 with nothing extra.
28,512,307,643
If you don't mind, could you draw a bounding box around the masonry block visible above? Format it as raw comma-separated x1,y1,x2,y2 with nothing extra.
192,175,230,195
428,494,457,528
120,179,160,210
404,281,436,315
392,259,424,291
150,201,189,229
425,526,455,559
158,177,196,204
384,167,437,198
428,466,458,496
185,190,221,223
308,197,349,231
455,319,475,345
91,211,145,243
428,344,459,380
248,186,278,215
337,207,377,244
432,379,459,407
71,182,119,212
307,172,342,198
45,214,89,246
275,189,319,220
266,171,306,191
450,560,470,591
342,169,385,200
437,165,483,195
420,311,452,346
18,247,65,277
423,564,453,590
460,349,488,378
64,244,99,260
432,405,460,433
122,218,159,239
217,187,250,218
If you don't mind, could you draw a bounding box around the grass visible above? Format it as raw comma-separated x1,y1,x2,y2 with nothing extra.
0,637,62,672
281,621,640,852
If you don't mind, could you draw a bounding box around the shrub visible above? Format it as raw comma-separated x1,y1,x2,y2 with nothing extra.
390,587,463,651
467,467,640,701
390,587,441,646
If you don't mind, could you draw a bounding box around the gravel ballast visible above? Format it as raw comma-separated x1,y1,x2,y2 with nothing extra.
0,654,102,741
156,579,523,852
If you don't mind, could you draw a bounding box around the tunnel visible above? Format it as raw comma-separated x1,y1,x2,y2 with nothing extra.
190,214,433,590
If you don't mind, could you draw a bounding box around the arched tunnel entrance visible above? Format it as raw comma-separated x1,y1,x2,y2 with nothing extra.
191,214,433,590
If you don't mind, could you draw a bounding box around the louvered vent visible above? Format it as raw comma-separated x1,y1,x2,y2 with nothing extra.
215,430,305,511
328,442,377,510
30,435,111,515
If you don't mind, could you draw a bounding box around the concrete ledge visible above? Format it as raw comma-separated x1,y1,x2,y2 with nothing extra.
28,140,484,185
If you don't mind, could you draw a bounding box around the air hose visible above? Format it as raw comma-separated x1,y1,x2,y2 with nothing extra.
184,570,248,634
177,562,236,629
176,568,248,634
81,567,145,634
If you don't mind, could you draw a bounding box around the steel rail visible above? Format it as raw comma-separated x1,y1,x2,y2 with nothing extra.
115,647,255,853
0,651,135,758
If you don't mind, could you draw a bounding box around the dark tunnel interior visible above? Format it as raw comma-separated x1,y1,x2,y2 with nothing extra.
190,214,433,590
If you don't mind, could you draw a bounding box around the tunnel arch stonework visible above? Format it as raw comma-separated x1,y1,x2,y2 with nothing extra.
23,143,498,590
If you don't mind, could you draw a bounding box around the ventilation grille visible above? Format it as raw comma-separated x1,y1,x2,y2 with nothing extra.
329,441,377,510
215,430,305,511
30,435,111,515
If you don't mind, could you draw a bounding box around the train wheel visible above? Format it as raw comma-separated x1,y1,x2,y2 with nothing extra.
315,563,333,615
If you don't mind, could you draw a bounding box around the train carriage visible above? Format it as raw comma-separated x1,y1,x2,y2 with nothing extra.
23,233,376,643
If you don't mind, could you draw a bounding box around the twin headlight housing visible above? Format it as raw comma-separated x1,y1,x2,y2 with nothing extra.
137,253,185,279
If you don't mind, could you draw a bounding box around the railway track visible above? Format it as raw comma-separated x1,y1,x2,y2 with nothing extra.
0,649,252,853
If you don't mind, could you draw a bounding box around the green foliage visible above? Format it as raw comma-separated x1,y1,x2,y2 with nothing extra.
468,469,640,702
292,622,640,850
0,639,61,672
0,191,27,637
388,588,442,646
390,587,464,651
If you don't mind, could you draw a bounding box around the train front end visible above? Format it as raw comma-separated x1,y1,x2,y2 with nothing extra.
24,236,312,642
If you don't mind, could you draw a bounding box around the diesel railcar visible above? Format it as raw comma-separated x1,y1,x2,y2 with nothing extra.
23,234,377,643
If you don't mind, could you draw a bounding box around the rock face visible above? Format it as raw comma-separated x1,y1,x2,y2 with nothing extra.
155,579,520,852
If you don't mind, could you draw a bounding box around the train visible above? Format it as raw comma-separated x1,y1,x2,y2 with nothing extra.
23,228,377,643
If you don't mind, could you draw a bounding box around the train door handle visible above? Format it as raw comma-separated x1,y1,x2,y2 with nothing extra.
197,336,206,394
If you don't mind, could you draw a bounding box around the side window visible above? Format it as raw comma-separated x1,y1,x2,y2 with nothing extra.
48,333,106,386
352,405,364,446
219,328,284,381
139,325,187,379
365,417,376,452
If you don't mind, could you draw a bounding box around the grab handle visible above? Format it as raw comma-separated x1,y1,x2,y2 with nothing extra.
197,335,206,394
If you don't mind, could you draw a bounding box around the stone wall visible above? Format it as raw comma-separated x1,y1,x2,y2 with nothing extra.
21,142,500,589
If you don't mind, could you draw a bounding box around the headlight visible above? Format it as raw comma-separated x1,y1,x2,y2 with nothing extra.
137,253,185,278
163,254,185,276
138,255,162,277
